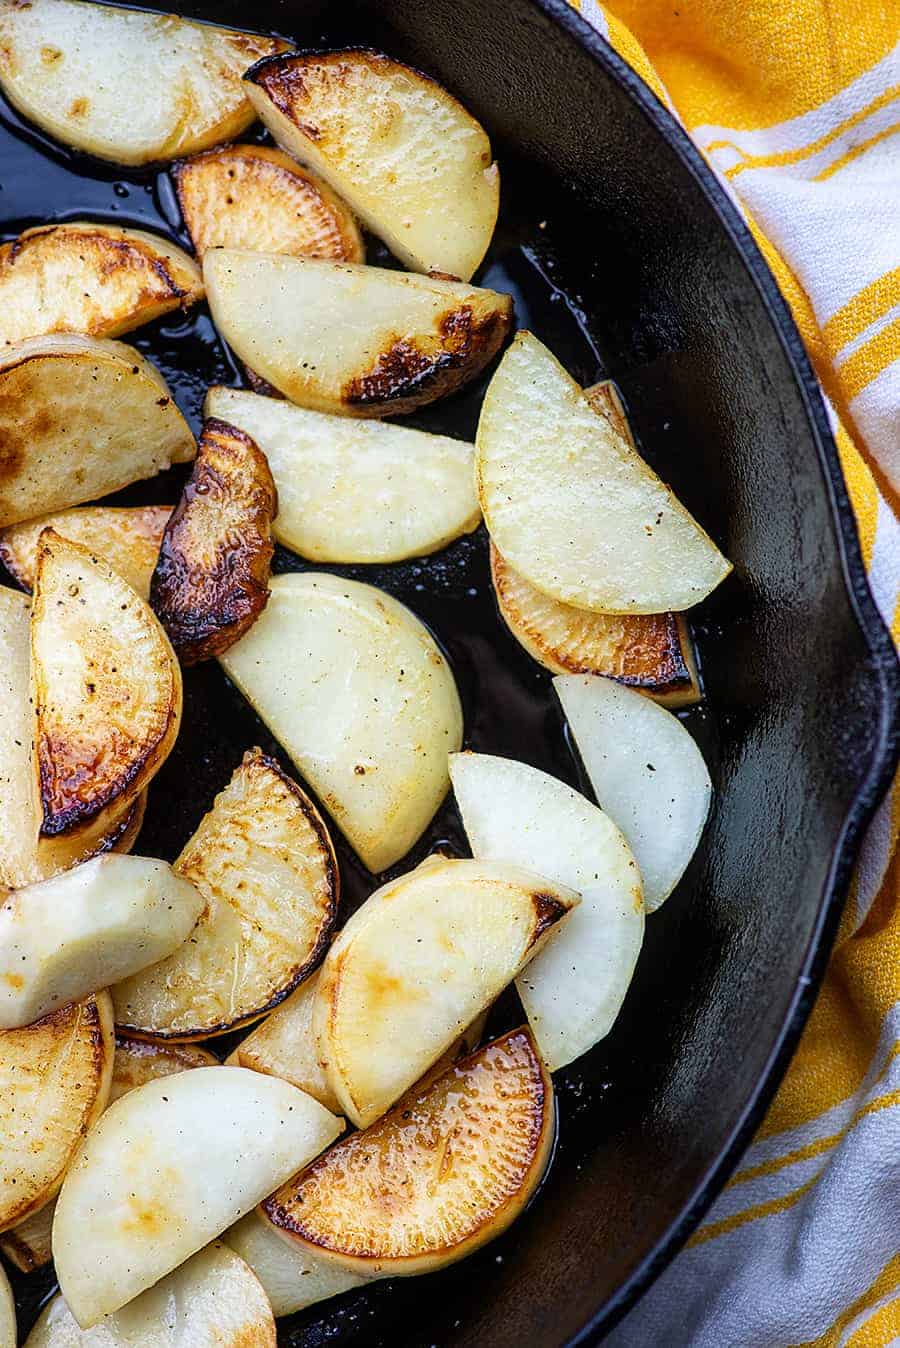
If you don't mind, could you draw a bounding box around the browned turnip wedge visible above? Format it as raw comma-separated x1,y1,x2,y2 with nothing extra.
0,1263,12,1346
476,331,731,613
31,532,182,876
0,855,203,1029
0,585,39,892
556,674,712,910
0,585,146,892
229,973,486,1111
0,223,202,349
109,1036,218,1104
313,855,578,1127
52,1066,343,1327
113,749,337,1041
226,1207,367,1317
174,143,363,262
0,993,113,1233
0,506,172,599
0,0,290,165
489,376,700,705
2,1036,218,1274
205,386,480,563
26,1243,276,1347
204,251,512,417
0,336,194,528
266,1026,554,1275
491,546,700,707
219,573,463,871
244,49,499,281
450,752,643,1069
150,419,277,665
227,968,341,1112
0,1200,54,1274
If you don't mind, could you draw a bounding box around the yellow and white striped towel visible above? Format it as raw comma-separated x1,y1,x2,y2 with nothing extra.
566,1,900,1343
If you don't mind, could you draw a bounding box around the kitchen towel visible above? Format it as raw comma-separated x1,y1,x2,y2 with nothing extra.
570,3,900,1344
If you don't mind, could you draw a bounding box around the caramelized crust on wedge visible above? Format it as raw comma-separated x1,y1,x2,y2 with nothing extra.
113,749,338,1041
266,1027,554,1275
0,505,172,598
0,223,203,349
491,545,699,705
0,335,194,529
27,1244,277,1347
0,992,114,1232
32,530,182,841
150,418,276,665
174,143,363,262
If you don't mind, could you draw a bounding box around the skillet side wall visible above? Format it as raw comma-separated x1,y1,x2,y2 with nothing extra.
6,1,898,1345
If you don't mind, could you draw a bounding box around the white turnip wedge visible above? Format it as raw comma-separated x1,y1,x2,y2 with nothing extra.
0,1263,13,1348
205,386,481,563
0,336,194,528
313,856,577,1127
449,753,643,1069
204,252,512,417
220,574,463,871
174,143,363,263
26,1243,276,1347
52,1065,343,1327
0,993,114,1232
0,855,203,1029
226,1208,367,1318
476,331,731,613
244,49,499,281
0,0,289,165
0,223,202,348
556,675,712,911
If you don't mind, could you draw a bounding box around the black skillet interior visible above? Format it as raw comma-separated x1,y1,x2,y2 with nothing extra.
3,1,899,1344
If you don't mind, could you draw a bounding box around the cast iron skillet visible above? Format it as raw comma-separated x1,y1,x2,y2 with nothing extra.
2,0,899,1343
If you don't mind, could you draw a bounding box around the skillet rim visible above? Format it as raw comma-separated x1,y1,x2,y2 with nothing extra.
524,1,900,1340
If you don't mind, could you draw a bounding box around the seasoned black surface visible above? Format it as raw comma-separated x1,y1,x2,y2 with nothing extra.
2,2,898,1345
